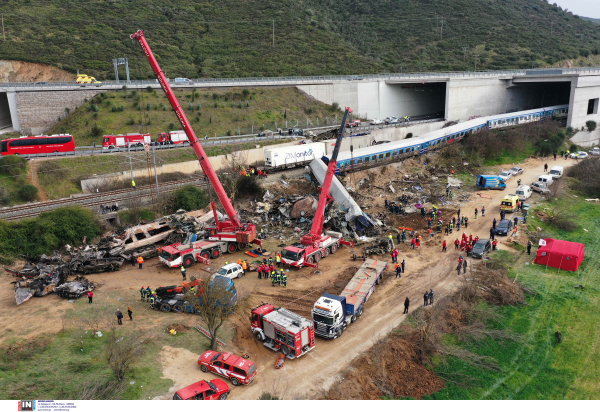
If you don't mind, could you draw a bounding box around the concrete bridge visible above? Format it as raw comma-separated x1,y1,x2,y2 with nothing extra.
1,67,600,145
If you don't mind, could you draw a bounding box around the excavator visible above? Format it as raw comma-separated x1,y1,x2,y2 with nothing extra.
280,108,354,268
130,30,260,253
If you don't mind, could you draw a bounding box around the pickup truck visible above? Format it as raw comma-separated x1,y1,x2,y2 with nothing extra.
345,120,362,128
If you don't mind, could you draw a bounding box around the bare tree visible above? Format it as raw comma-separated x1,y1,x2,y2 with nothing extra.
104,324,155,381
220,149,249,202
188,274,238,350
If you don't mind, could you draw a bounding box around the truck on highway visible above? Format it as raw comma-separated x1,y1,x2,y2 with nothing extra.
312,259,387,339
250,303,315,359
159,238,228,268
264,142,325,169
157,131,189,145
102,133,151,149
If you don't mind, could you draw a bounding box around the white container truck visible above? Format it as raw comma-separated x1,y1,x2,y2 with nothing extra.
312,259,387,339
264,142,326,169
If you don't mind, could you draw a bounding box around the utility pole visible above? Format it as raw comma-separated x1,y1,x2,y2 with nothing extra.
474,54,480,71
462,47,469,63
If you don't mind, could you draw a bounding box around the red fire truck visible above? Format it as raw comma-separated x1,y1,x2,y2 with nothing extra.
102,133,151,149
157,131,189,145
159,240,228,268
250,304,315,359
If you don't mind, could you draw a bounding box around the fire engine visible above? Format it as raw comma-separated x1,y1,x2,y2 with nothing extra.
157,131,189,145
280,108,354,268
250,304,315,359
102,133,151,149
131,30,261,254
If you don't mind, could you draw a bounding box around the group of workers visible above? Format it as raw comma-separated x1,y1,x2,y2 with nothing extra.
238,165,268,178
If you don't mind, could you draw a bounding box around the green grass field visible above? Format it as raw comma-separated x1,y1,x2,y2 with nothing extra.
427,194,600,399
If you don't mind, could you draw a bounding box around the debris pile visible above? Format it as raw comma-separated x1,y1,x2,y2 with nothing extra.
54,276,95,299
11,260,69,305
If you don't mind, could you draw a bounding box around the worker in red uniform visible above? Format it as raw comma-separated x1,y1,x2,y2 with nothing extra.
87,290,93,304
454,238,460,250
442,240,447,252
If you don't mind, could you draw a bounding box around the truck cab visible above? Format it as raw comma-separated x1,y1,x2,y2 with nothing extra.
312,292,347,338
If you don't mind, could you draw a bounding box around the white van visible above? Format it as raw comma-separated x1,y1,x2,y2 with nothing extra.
537,175,554,186
515,185,532,201
549,166,563,179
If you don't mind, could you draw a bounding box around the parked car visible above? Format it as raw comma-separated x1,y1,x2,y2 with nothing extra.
495,219,513,236
498,171,513,181
509,166,524,176
370,118,383,125
569,151,588,159
589,147,599,156
531,181,550,194
211,263,244,280
536,175,554,186
198,351,258,386
515,185,533,201
471,239,492,259
385,117,399,124
173,379,230,400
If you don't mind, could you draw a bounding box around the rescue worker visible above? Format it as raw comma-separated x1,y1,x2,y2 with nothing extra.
116,309,123,325
429,289,434,305
87,290,93,304
514,216,519,227
269,263,275,276
237,258,242,265
180,264,187,281
462,259,467,274
137,255,144,269
130,255,136,267
257,264,263,279
428,217,432,228
401,230,407,243
242,260,247,276
492,239,498,251
474,208,478,219
517,178,522,186
127,307,133,321
490,227,496,240
454,238,459,250
146,286,152,299
527,240,532,255
449,221,454,234
388,233,393,242
397,232,402,244
384,196,388,207
464,216,469,228
271,270,277,286
395,264,402,279
442,239,447,252
481,206,485,217
268,256,274,266
457,262,462,276
149,293,156,309
140,286,146,301
424,291,429,306
493,218,497,230
280,269,287,287
401,259,405,273
276,253,281,267
421,207,426,218
403,297,410,314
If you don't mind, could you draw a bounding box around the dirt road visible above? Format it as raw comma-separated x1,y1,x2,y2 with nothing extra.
0,154,572,399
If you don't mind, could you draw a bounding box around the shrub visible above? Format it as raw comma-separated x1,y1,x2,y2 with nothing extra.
0,186,10,205
146,86,153,93
17,185,39,201
242,89,250,98
586,120,596,132
0,155,27,176
91,125,103,138
331,102,340,112
168,123,175,131
567,157,600,197
212,93,218,99
569,143,578,152
111,104,118,112
146,102,151,111
170,185,209,213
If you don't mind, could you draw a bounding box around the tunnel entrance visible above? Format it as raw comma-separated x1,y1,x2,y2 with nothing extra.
505,81,571,113
382,82,446,121
0,93,13,131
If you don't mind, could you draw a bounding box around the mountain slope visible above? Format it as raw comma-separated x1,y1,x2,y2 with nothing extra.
0,0,598,79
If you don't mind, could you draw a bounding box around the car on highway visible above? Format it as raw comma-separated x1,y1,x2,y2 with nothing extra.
198,351,257,386
531,182,550,194
385,117,399,124
211,263,244,280
498,171,513,181
470,239,492,259
495,219,513,236
173,379,230,400
370,119,383,125
569,151,589,159
509,166,524,176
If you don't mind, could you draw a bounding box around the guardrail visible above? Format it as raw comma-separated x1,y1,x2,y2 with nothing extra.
1,66,599,90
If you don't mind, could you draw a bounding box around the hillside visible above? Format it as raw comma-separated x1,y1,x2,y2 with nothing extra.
44,86,340,146
0,1,599,79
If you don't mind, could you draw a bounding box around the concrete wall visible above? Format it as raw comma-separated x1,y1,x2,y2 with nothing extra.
15,90,98,134
379,83,445,119
445,78,508,120
570,130,600,148
567,74,600,131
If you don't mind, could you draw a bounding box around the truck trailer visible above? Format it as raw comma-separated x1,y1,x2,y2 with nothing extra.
250,304,315,359
264,142,325,169
312,259,387,339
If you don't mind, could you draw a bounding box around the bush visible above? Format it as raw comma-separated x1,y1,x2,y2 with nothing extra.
586,120,596,132
0,186,10,205
170,185,209,213
569,143,578,152
0,155,27,176
18,185,38,201
331,102,339,112
567,157,600,197
91,125,103,138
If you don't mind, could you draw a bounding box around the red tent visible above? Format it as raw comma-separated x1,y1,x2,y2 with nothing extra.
533,238,585,271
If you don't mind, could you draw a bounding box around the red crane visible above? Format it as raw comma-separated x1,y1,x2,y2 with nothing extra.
280,108,353,268
131,30,259,251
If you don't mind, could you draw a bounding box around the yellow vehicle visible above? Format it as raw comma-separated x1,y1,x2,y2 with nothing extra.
500,194,519,213
76,74,102,85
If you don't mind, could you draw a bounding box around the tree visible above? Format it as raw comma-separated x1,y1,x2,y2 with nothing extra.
188,274,237,350
104,324,154,381
586,120,597,132
171,185,209,212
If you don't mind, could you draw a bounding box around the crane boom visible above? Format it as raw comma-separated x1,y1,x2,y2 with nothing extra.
130,30,240,228
302,108,351,245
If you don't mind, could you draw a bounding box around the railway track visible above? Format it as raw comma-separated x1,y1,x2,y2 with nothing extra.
0,177,207,221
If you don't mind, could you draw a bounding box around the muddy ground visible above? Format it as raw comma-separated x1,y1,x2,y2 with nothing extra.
0,155,573,400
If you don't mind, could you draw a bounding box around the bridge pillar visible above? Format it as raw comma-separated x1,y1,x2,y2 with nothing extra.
6,91,20,131
568,75,600,147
